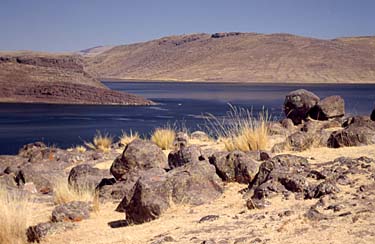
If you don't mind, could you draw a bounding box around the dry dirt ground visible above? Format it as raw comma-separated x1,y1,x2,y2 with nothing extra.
25,141,375,244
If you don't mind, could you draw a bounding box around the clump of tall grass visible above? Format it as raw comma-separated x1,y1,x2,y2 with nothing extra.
0,187,30,244
119,130,140,147
151,127,176,150
75,145,87,153
53,178,96,206
206,105,269,152
84,131,113,152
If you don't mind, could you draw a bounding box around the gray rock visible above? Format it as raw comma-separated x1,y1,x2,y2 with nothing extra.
51,201,91,222
286,131,314,151
168,145,204,169
284,89,320,125
209,151,259,184
168,160,224,205
68,164,108,191
309,95,345,120
15,164,52,194
110,139,168,180
125,168,171,224
27,222,75,243
173,132,189,149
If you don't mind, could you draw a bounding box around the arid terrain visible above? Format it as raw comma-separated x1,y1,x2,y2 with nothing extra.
0,51,152,105
1,89,375,244
84,33,375,83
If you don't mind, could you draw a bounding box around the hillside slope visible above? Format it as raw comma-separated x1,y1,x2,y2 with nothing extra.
85,33,375,83
0,51,152,105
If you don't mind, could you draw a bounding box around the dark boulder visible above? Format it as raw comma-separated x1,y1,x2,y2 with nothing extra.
122,161,223,224
124,168,171,224
51,201,91,222
309,95,345,120
168,145,204,169
168,160,224,205
284,89,320,125
328,127,375,147
250,154,310,190
371,109,375,121
209,151,259,184
110,139,168,180
68,164,108,191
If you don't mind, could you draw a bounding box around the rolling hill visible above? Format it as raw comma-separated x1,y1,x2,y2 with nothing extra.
84,33,375,83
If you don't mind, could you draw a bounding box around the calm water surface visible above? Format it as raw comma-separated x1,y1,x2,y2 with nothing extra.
0,81,374,155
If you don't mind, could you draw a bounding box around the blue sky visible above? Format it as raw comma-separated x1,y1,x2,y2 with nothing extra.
1,0,374,52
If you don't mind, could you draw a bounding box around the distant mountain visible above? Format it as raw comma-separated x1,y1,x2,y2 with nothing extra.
0,51,152,105
84,33,375,83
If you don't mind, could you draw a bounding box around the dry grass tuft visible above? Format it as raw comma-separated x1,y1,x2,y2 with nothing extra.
53,178,96,205
119,130,140,147
206,105,269,152
85,131,113,153
75,145,87,153
151,127,176,150
0,187,30,244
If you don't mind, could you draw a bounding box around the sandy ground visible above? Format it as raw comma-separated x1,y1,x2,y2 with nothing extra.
23,141,374,244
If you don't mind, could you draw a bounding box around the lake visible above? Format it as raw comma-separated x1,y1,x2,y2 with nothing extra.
0,81,374,155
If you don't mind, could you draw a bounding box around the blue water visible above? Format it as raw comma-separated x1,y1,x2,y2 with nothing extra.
0,81,374,155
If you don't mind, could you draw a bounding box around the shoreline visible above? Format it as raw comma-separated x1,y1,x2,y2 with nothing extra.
102,78,375,85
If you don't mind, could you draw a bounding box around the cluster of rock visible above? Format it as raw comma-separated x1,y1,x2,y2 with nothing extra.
0,141,115,194
269,89,375,152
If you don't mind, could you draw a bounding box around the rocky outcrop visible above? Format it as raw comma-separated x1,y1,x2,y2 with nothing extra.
0,52,153,105
284,89,320,125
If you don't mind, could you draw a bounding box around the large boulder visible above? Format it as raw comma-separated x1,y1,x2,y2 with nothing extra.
110,139,168,180
309,95,345,120
328,126,375,148
122,161,224,224
124,168,171,224
168,145,204,169
209,151,259,184
328,116,375,148
284,89,320,125
68,164,109,191
371,109,375,121
168,160,224,205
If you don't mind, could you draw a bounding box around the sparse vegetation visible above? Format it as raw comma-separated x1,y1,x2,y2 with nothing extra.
0,187,30,244
151,127,176,150
75,145,87,153
119,130,140,147
206,105,269,152
85,131,113,152
53,178,96,205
